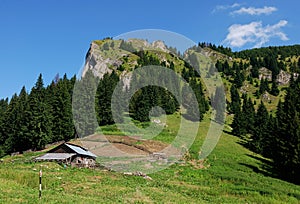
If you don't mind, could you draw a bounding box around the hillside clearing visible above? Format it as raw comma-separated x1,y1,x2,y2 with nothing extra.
0,115,299,203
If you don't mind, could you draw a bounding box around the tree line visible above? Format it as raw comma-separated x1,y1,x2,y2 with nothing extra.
0,74,76,156
0,51,209,156
230,76,300,184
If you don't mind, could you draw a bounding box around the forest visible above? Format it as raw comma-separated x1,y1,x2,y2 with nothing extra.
0,43,299,184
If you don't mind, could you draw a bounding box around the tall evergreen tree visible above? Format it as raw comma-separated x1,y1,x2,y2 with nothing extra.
251,65,259,78
49,75,75,141
13,87,30,152
270,80,280,96
2,94,19,153
25,74,53,150
73,70,99,137
242,95,255,135
272,77,300,183
252,101,269,154
95,71,121,125
231,108,247,136
0,98,8,153
212,86,226,124
130,88,151,122
233,63,244,88
228,85,241,114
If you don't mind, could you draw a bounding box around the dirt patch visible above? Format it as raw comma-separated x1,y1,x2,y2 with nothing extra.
78,134,169,156
112,143,148,155
105,135,168,153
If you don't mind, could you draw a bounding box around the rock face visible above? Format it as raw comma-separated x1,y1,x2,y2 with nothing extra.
277,70,299,85
277,70,290,85
151,40,169,52
83,41,122,78
258,67,299,85
82,39,171,81
259,67,272,81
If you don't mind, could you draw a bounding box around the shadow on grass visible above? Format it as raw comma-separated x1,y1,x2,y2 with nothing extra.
239,158,275,179
240,151,300,186
222,130,232,135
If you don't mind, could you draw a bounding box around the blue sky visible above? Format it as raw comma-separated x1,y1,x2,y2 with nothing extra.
0,0,299,99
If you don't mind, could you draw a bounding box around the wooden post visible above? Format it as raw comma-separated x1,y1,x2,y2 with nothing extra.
39,166,42,199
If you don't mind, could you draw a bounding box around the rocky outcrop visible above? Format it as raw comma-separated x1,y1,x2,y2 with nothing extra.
83,42,122,78
259,67,272,81
151,40,169,52
258,67,299,85
277,70,299,85
83,39,171,79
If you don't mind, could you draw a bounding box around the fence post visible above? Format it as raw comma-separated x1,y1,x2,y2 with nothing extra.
39,166,42,199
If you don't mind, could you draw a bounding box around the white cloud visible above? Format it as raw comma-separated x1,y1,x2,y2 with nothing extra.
223,20,289,48
231,6,277,15
212,3,241,13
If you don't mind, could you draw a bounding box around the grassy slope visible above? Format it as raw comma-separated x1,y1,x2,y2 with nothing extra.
0,114,299,203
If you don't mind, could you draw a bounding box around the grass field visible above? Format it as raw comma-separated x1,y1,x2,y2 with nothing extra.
0,114,299,203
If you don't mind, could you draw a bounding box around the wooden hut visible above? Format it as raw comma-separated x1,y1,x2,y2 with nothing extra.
35,143,97,168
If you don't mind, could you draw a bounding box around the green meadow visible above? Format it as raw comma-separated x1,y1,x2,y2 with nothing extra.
0,114,299,203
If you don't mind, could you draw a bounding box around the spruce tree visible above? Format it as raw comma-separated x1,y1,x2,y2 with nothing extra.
228,85,241,114
251,65,259,78
270,80,280,96
233,64,244,88
73,70,99,137
2,94,19,153
25,74,53,150
130,88,151,122
252,101,269,154
13,87,30,152
0,98,8,155
272,77,300,183
212,86,226,124
231,108,247,136
95,71,121,125
49,76,75,142
241,96,255,135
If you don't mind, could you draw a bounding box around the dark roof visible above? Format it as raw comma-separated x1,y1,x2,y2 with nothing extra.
35,153,76,161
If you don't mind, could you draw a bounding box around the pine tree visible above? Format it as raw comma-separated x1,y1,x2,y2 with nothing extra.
223,61,230,75
25,74,53,150
130,88,151,122
270,80,280,96
0,98,8,155
95,71,121,125
49,75,75,142
272,77,300,183
161,89,179,114
2,94,19,153
251,65,259,78
262,114,276,158
13,87,30,152
259,78,269,95
228,85,241,114
215,60,223,72
188,77,208,121
73,70,99,137
252,101,269,154
233,65,244,88
212,86,226,124
241,96,255,135
231,108,247,136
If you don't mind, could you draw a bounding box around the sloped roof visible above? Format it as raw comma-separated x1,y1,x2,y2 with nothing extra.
35,153,76,161
65,143,97,158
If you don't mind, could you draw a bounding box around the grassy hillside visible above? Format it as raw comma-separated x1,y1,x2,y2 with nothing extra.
0,114,299,203
1,42,300,203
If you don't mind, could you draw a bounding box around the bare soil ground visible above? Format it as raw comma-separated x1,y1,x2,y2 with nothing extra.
71,134,169,157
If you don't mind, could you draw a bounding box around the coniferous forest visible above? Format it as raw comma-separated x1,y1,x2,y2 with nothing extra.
0,42,300,184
